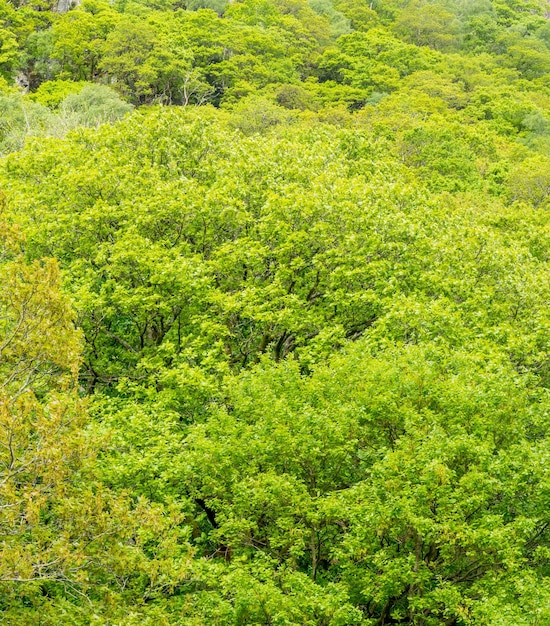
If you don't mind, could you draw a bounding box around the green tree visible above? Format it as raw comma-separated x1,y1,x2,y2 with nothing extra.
507,154,550,207
51,3,118,81
0,215,192,625
393,0,461,50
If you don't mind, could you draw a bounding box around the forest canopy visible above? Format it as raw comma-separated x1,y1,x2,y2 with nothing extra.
1,0,550,623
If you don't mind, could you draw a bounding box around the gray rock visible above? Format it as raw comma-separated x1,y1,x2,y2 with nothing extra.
55,0,81,13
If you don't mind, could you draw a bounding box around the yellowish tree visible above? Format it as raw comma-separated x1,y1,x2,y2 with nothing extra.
0,213,191,623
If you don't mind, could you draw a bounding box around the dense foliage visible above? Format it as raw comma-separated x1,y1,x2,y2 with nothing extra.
1,0,550,623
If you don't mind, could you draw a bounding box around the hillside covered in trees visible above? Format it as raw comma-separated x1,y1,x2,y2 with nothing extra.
2,0,550,623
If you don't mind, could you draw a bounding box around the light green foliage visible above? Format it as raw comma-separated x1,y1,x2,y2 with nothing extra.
0,85,131,154
398,122,482,191
0,220,193,625
99,16,191,103
507,154,550,206
0,28,19,80
1,0,550,623
393,0,461,50
228,95,296,132
181,342,550,623
58,83,133,127
28,78,87,108
333,0,379,31
21,29,57,88
0,93,53,153
317,28,440,102
51,2,119,81
308,0,351,38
